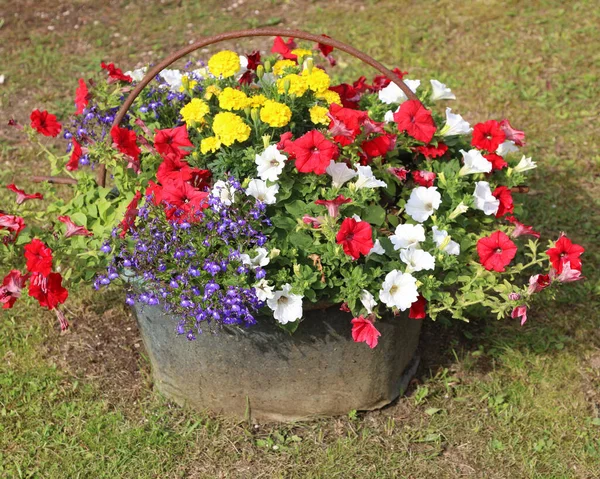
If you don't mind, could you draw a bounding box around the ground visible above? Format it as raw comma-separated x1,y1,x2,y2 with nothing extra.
1,0,600,477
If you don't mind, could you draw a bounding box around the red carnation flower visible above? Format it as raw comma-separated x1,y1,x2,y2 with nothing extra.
361,134,394,160
393,100,437,144
471,120,506,152
156,156,192,184
500,119,525,147
351,315,381,349
6,184,43,204
28,272,68,310
111,125,141,161
336,217,374,260
292,130,339,175
412,170,436,187
66,139,83,171
0,270,27,309
271,36,297,60
58,215,93,238
546,235,585,273
416,142,448,159
505,215,540,239
477,231,518,272
100,62,133,83
30,109,62,137
492,186,514,217
161,180,209,223
408,295,427,319
74,78,89,115
24,239,53,276
315,195,352,218
154,126,193,160
328,104,367,146
119,191,142,238
484,153,508,171
0,213,25,244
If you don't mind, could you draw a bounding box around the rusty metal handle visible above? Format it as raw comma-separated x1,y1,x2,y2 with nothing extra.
96,28,417,186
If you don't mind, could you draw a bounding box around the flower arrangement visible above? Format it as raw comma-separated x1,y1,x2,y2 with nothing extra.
1,35,585,349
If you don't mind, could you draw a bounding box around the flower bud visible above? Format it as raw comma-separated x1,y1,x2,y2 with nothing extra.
256,64,264,79
262,134,271,149
303,57,314,74
282,78,291,95
251,108,260,124
449,202,469,219
264,60,272,73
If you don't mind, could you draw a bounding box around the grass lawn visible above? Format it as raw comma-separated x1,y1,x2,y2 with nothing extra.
1,0,599,477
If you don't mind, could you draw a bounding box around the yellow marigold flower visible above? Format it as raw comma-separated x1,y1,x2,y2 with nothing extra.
218,87,250,111
201,136,222,154
248,94,268,108
316,89,342,105
291,48,313,58
180,98,210,127
212,112,251,146
302,68,330,93
179,75,198,92
260,100,292,128
272,59,297,76
309,105,330,125
208,50,241,78
204,85,222,100
277,74,308,97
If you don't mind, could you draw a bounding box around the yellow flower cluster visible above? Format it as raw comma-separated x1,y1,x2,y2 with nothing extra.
201,136,222,154
180,75,198,92
302,68,330,93
248,94,267,108
180,98,210,127
277,74,308,97
309,105,330,125
260,100,292,128
272,59,296,76
212,112,251,146
204,85,222,100
316,89,342,105
291,48,313,58
208,50,241,78
218,87,249,111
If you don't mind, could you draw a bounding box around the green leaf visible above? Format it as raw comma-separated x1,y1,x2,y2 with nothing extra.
288,231,313,249
425,407,442,416
271,215,297,230
284,200,307,217
362,204,386,226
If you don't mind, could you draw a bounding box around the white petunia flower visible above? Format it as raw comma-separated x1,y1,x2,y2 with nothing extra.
326,160,357,188
159,69,183,91
496,140,519,156
255,144,287,182
352,214,362,222
405,187,442,223
354,165,387,189
431,226,460,255
384,107,399,123
125,67,147,82
473,181,500,216
459,149,493,176
390,223,426,250
235,55,249,80
379,270,419,311
430,79,456,101
246,179,279,205
253,279,274,302
514,155,537,173
360,289,377,314
400,247,436,272
240,247,270,268
439,108,472,136
378,79,421,104
267,283,303,324
211,180,236,206
368,239,386,256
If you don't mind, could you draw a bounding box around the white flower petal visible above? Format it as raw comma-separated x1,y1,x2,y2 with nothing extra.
246,178,279,205
496,140,519,156
360,289,377,314
514,155,537,173
405,187,442,223
255,144,287,182
430,79,456,101
440,107,471,136
390,224,426,250
431,226,460,255
354,165,387,189
378,79,420,105
267,283,303,324
368,239,386,256
379,270,419,311
400,247,436,272
473,181,500,216
459,149,492,176
326,161,357,188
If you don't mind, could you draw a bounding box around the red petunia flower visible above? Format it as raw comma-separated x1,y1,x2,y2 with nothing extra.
74,78,89,115
0,270,27,309
546,235,585,273
477,231,518,272
328,104,367,146
111,125,141,161
336,217,374,260
119,191,142,238
24,239,53,276
315,195,352,218
492,186,514,217
146,181,163,205
100,62,133,83
351,315,381,349
408,295,427,319
28,272,68,310
271,36,297,60
393,100,437,144
0,213,25,244
58,215,93,238
329,83,361,108
484,152,508,171
317,34,334,57
412,170,436,187
238,70,254,85
156,156,192,184
416,142,448,159
292,130,339,175
277,131,295,158
30,109,62,137
388,167,410,182
505,215,540,239
245,50,261,70
66,139,83,171
371,68,408,91
500,119,525,147
527,273,551,294
361,134,394,160
471,120,506,152
161,180,209,223
6,184,43,204
188,169,212,191
154,126,193,160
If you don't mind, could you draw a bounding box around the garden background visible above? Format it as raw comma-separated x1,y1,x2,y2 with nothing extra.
1,0,599,477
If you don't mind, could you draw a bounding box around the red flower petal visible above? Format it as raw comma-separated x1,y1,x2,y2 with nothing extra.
393,100,437,144
477,231,518,272
30,109,62,137
351,315,381,348
24,239,53,276
292,130,338,175
472,120,506,152
336,218,373,260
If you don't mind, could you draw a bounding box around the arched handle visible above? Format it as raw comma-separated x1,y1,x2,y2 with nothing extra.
100,28,417,186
